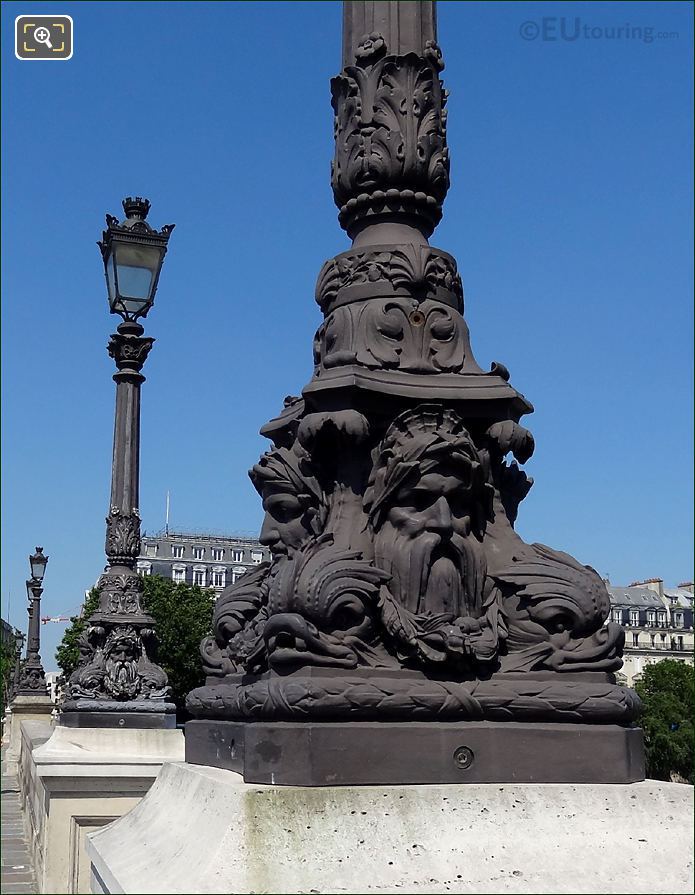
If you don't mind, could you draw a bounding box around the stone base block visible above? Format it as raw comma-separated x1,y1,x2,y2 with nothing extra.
86,761,694,894
60,699,177,729
5,695,55,775
185,720,644,785
26,724,184,894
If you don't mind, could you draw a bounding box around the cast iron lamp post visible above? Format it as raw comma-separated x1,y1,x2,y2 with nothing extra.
16,548,49,696
62,198,176,727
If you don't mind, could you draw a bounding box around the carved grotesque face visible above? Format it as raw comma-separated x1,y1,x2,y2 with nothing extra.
251,446,326,558
375,465,483,617
259,490,316,556
365,405,491,620
104,630,140,699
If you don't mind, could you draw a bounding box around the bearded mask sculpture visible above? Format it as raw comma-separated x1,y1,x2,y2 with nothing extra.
103,628,140,700
365,406,491,620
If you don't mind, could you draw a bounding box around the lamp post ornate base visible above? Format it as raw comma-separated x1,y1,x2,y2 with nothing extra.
61,561,176,727
63,503,173,718
185,1,643,784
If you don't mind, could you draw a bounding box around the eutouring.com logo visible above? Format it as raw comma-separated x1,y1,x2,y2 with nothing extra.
519,18,679,44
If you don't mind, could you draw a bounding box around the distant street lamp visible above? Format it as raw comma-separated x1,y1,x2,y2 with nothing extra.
62,198,176,727
10,630,25,700
16,548,49,696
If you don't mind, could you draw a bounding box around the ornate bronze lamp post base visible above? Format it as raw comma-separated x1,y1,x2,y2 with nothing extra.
185,2,644,783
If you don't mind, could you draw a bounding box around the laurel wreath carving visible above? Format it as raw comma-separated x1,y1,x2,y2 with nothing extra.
187,676,640,724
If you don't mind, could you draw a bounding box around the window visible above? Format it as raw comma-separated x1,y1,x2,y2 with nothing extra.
137,561,152,576
193,568,206,587
232,549,244,563
193,547,205,560
632,633,639,647
212,548,224,561
629,610,639,627
145,544,158,557
172,545,184,558
657,611,666,628
251,551,263,564
172,567,186,584
232,567,246,584
674,612,684,628
212,569,226,588
611,609,622,625
646,610,656,627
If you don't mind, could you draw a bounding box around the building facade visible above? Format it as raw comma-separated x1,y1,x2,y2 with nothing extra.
137,531,270,595
607,579,694,686
1,617,16,646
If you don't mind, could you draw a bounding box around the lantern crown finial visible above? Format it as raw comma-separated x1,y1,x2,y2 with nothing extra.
122,196,151,222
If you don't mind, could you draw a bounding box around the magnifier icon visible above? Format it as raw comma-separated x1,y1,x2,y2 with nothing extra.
33,26,53,49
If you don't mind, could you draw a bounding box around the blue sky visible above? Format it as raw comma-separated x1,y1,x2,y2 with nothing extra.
2,1,692,670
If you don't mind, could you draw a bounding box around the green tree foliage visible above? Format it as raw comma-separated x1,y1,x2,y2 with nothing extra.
55,587,101,680
635,659,694,784
141,575,215,713
56,575,216,715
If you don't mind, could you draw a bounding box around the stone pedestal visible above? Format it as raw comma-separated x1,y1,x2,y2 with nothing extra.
86,761,694,895
24,724,184,894
5,694,55,775
186,719,644,785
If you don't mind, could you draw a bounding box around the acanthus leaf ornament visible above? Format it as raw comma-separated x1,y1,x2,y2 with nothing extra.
331,50,449,236
315,246,463,314
105,507,141,563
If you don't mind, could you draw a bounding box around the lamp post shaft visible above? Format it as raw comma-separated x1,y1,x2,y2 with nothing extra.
342,0,436,66
111,372,141,512
109,321,152,517
101,320,153,575
27,587,41,655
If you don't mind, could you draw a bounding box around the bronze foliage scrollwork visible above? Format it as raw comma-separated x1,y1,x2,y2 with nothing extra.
331,48,449,233
315,298,466,376
315,246,463,313
105,506,141,563
190,396,634,723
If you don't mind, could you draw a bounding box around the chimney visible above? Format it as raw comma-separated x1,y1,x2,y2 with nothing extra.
630,578,664,599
